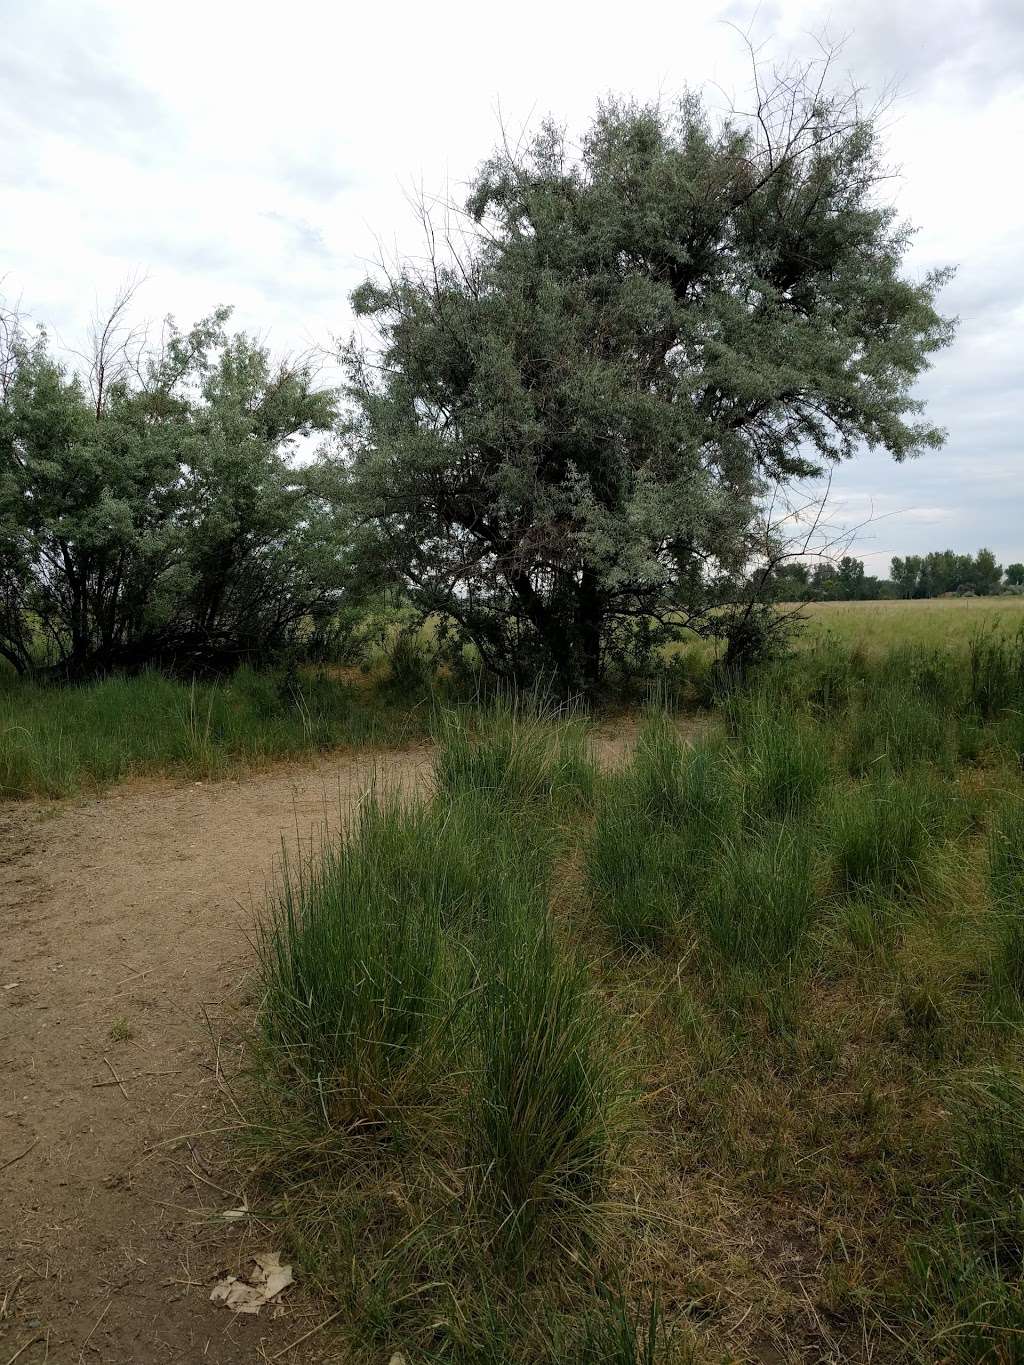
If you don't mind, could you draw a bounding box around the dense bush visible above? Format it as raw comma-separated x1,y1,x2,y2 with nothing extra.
0,296,339,680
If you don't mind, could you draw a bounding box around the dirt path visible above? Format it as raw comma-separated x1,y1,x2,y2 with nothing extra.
0,745,435,1365
0,717,665,1363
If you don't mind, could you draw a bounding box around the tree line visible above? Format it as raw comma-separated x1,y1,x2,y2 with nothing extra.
768,550,1022,602
2,53,973,690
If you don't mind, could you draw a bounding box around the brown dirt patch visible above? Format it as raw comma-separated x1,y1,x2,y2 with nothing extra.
0,746,431,1364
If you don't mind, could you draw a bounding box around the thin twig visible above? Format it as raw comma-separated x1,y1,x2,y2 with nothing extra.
268,1308,343,1360
5,1335,42,1365
103,1058,130,1102
0,1276,22,1320
80,1299,110,1350
1,1139,38,1173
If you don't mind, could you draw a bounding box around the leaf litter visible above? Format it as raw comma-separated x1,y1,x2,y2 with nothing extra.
209,1253,294,1314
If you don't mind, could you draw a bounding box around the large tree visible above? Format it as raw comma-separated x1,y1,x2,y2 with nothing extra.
340,59,954,690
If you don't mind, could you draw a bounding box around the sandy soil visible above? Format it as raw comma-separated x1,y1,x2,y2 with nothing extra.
0,719,660,1363
0,746,435,1365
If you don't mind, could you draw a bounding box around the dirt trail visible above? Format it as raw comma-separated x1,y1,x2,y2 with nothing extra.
0,746,434,1365
0,719,657,1364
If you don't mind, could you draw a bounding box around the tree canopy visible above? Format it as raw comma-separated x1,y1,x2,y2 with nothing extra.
339,61,954,690
0,294,338,679
891,548,1005,598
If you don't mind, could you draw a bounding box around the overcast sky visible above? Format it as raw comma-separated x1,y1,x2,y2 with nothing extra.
3,0,1021,574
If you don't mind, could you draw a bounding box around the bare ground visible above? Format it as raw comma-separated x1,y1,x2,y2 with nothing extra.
0,745,437,1365
0,720,661,1364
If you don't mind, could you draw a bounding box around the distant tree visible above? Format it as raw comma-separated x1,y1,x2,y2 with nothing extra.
835,556,867,599
889,548,1008,600
891,555,923,599
0,292,339,679
339,55,954,690
970,547,1003,596
1006,563,1024,587
769,561,811,601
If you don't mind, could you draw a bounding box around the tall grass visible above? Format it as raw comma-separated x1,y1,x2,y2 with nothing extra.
845,688,955,776
907,1068,1024,1362
586,721,738,946
245,635,1024,1363
434,696,595,812
0,664,423,799
832,769,940,898
968,629,1024,718
728,696,830,819
472,913,625,1237
700,827,816,973
258,797,458,1120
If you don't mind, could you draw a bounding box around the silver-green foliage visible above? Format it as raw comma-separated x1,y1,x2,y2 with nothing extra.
340,69,953,690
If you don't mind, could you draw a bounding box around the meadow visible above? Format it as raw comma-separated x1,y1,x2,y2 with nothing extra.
245,628,1024,1364
784,596,1024,653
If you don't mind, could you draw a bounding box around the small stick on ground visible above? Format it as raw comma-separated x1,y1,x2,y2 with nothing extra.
268,1308,343,1360
5,1335,43,1365
1,1139,38,1173
102,1057,130,1102
79,1299,110,1351
1,1274,23,1319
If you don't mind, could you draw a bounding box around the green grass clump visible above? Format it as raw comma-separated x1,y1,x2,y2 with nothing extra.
586,723,738,947
258,797,459,1119
472,915,625,1238
700,827,816,973
985,797,1024,1015
832,770,939,898
845,687,955,776
988,795,1024,907
731,698,830,820
434,697,595,812
968,629,1024,718
907,1068,1024,1362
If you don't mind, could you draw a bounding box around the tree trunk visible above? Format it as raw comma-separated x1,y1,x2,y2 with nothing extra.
575,568,604,694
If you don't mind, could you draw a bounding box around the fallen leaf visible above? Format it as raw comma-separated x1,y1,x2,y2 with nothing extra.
210,1253,294,1315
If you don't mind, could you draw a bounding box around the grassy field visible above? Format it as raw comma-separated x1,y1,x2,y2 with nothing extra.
790,597,1024,652
2,599,1022,801
247,636,1024,1364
